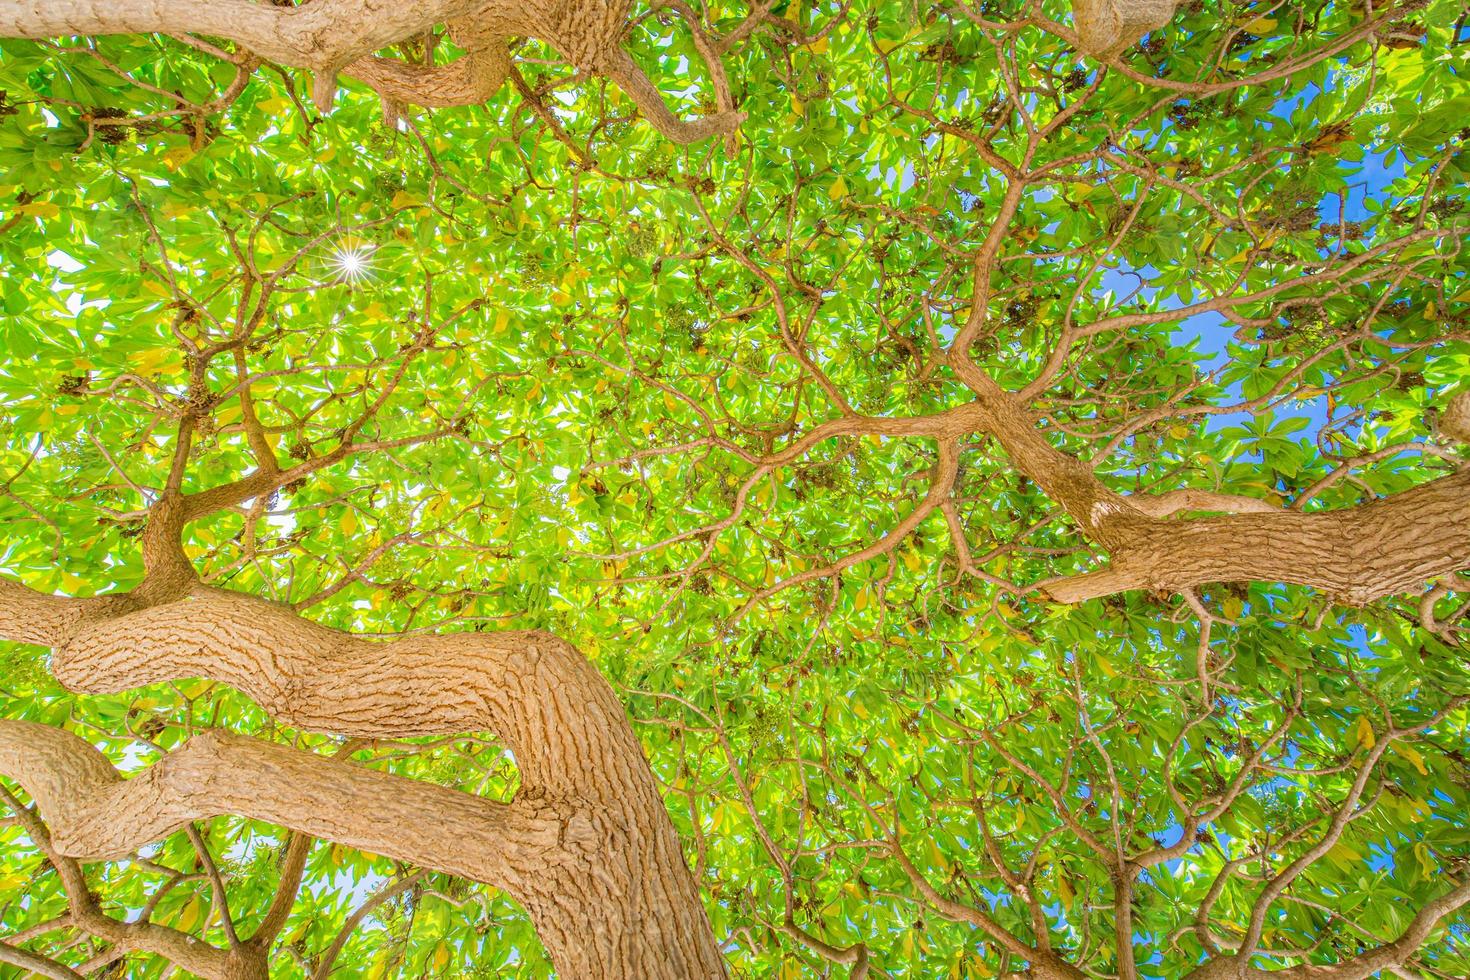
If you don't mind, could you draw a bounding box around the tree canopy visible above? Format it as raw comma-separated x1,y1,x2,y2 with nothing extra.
0,1,1468,978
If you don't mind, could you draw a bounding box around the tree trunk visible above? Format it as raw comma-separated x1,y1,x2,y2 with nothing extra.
0,580,726,979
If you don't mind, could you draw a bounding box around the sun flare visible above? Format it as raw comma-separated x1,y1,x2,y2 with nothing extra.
327,239,377,284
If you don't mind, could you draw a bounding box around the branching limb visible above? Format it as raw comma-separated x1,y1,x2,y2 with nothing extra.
0,941,86,980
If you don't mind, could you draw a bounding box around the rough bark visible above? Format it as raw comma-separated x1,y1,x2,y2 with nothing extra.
0,579,725,979
0,0,744,142
955,375,1470,605
0,940,86,980
1041,468,1470,605
1438,390,1470,443
1071,0,1180,57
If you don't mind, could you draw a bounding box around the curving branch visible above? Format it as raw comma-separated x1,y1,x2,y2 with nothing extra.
0,578,724,979
0,0,744,142
946,371,1470,605
1039,468,1470,605
1179,879,1470,979
0,940,86,980
0,723,605,957
600,46,746,144
349,46,512,109
0,0,471,82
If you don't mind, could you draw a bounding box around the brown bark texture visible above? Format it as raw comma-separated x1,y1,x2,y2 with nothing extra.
0,0,744,142
0,578,726,979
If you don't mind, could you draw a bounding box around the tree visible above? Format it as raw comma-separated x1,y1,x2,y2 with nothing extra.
0,1,1467,978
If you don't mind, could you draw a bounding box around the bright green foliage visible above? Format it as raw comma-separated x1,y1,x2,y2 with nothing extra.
1,1,1469,977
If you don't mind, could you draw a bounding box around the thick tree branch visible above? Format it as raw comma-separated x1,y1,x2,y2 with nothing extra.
0,0,471,74
1070,0,1179,58
600,47,745,145
0,941,86,980
1042,469,1470,604
0,719,720,979
0,0,743,141
0,578,724,979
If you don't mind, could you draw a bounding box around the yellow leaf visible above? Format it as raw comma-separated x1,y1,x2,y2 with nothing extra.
829,176,849,201
176,679,212,700
1355,716,1375,751
390,190,423,210
1326,841,1361,872
134,346,180,375
1241,16,1277,33
161,146,194,171
1391,742,1428,776
854,587,869,613
431,941,451,970
176,895,204,932
965,953,996,978
805,35,829,54
1412,842,1436,876
1059,875,1077,909
16,201,61,219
